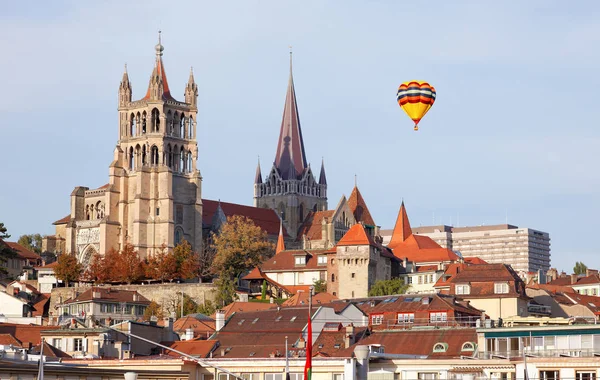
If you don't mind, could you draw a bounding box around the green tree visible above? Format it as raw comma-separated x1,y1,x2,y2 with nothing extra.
0,223,17,276
197,300,216,316
313,279,327,293
214,274,237,307
211,215,274,279
17,234,43,254
176,293,199,318
54,253,82,286
261,280,267,300
368,278,409,297
143,301,164,321
574,261,588,276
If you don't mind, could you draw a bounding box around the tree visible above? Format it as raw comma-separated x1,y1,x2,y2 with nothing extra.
54,253,82,286
211,215,274,279
197,300,216,316
369,278,409,297
214,275,237,307
313,279,327,293
143,301,164,321
0,223,17,276
17,234,43,254
574,261,588,275
115,244,144,284
146,244,177,282
261,280,267,300
173,240,200,280
84,251,110,284
199,240,217,282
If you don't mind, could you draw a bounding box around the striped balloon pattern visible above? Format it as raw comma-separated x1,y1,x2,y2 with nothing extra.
397,81,436,131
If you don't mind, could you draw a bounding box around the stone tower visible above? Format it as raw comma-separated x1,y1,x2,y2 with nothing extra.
253,54,327,239
64,33,203,265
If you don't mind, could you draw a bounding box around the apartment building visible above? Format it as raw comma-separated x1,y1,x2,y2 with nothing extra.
382,224,550,273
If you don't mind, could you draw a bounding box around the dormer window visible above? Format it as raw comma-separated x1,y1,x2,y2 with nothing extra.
461,342,476,352
456,284,471,295
494,283,509,294
317,256,327,265
433,343,448,353
295,256,306,266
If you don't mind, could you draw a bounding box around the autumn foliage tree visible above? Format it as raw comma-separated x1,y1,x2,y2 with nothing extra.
172,240,200,280
146,244,176,282
115,243,144,284
54,253,82,286
84,251,111,284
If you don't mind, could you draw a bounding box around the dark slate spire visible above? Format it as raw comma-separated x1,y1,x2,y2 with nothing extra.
273,50,307,180
319,158,327,185
254,158,263,184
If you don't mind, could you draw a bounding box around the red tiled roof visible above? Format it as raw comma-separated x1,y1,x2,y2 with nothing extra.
31,294,50,317
416,265,439,273
547,277,576,286
463,257,488,265
173,316,216,338
164,339,218,358
573,274,600,286
259,249,330,272
243,267,266,281
5,242,41,261
210,302,275,320
143,53,174,101
282,292,338,307
337,224,376,247
388,202,413,249
434,263,469,289
449,264,526,298
312,326,369,357
53,215,71,225
38,261,59,269
563,292,600,314
0,333,22,347
63,287,150,305
202,199,285,237
347,186,375,226
297,210,335,241
0,324,60,347
284,285,313,295
352,293,481,317
33,341,72,358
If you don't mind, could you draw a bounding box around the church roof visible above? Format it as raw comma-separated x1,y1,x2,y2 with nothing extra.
273,53,307,180
347,186,375,226
319,159,327,185
143,33,174,101
388,201,413,248
297,210,335,241
276,220,285,254
53,214,71,225
337,224,377,247
202,199,286,237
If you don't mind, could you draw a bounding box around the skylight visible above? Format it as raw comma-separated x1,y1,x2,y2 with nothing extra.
238,319,245,325
276,316,282,322
290,316,297,322
334,344,341,349
404,298,413,302
252,318,259,324
413,297,422,302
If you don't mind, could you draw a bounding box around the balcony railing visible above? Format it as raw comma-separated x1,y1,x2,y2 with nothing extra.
477,348,600,359
373,317,481,330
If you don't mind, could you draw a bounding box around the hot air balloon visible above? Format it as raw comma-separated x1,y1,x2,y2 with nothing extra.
397,81,436,131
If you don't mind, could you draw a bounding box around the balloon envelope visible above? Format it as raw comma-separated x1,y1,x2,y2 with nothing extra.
397,81,436,130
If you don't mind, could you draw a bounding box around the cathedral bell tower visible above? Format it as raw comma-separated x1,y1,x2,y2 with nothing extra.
253,53,327,239
112,32,203,258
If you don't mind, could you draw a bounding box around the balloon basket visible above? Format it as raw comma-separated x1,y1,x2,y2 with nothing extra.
413,125,419,131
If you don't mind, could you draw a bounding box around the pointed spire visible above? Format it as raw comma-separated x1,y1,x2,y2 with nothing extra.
144,31,173,101
274,51,307,180
319,158,327,185
119,63,132,106
389,201,413,248
255,157,263,184
348,185,375,226
185,66,198,106
276,218,286,254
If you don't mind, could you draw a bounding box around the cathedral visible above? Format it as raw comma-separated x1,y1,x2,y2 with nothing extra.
45,34,203,265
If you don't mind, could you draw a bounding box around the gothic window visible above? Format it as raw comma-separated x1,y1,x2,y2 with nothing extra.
173,113,179,136
141,111,147,134
298,204,304,222
175,228,183,245
187,151,193,173
129,147,135,170
175,205,184,224
151,145,159,166
167,144,172,168
151,108,160,132
179,113,185,137
173,145,179,171
86,205,90,220
96,201,104,219
142,145,147,166
278,203,286,221
180,146,185,173
188,116,194,138
130,113,136,136
167,110,173,135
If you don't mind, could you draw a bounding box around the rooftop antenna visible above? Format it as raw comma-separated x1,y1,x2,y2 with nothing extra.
355,174,357,187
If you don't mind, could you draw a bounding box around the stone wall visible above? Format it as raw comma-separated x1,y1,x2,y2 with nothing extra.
50,282,217,315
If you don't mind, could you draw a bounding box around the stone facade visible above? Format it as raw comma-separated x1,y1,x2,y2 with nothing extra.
54,36,202,265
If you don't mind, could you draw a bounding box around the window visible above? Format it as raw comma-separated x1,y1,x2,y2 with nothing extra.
418,373,438,380
432,343,448,352
295,256,305,265
333,374,343,380
494,283,509,294
456,284,471,295
418,275,423,285
52,338,62,350
430,312,447,323
351,273,355,279
576,372,596,380
265,374,284,380
156,207,160,216
539,371,559,380
318,256,327,265
74,338,83,352
176,204,184,224
397,313,414,324
407,276,413,284
461,342,475,352
371,314,384,325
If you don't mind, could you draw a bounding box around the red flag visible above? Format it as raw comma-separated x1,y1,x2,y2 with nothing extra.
303,311,312,380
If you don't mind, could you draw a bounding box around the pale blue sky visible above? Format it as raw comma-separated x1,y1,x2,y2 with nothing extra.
1,1,599,272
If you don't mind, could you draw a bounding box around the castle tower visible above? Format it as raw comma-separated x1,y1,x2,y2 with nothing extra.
65,33,203,265
254,54,327,239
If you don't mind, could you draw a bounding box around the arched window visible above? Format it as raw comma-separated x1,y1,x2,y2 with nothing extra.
151,145,159,166
141,111,147,134
331,274,335,283
188,116,194,138
142,145,147,166
179,113,185,137
298,204,304,222
90,204,95,219
167,144,172,168
130,113,136,136
96,201,104,219
178,147,184,173
175,228,183,245
85,205,90,220
433,343,448,353
129,147,134,170
135,144,141,168
167,110,173,135
173,113,179,136
187,151,193,173
151,108,160,132
173,145,179,171
461,342,475,352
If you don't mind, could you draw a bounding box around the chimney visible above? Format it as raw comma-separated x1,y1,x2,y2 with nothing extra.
216,310,226,332
571,274,578,284
185,327,194,341
422,297,430,305
92,290,101,299
587,269,598,277
133,292,139,302
345,324,356,348
163,317,174,333
297,337,306,349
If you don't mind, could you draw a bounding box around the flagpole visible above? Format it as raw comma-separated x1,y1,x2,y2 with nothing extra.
285,335,290,380
38,338,44,380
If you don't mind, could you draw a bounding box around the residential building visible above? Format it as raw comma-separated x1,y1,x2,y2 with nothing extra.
253,55,328,240
281,291,337,307
447,264,531,320
382,223,551,273
209,301,275,320
48,35,203,265
0,239,42,280
54,287,151,326
0,281,49,325
36,261,61,293
527,285,600,320
173,314,216,340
